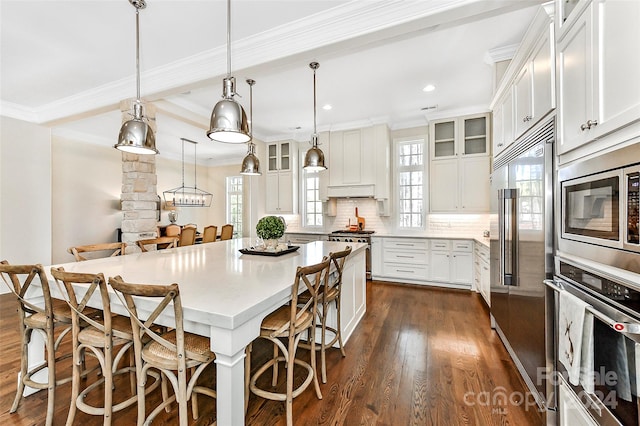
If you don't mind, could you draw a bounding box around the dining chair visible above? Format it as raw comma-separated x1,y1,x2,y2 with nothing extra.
178,226,197,246
248,257,330,426
165,224,181,237
51,267,158,426
137,236,179,252
299,246,352,383
220,224,233,240
202,225,218,243
0,261,74,426
68,242,127,262
183,223,197,229
109,276,217,426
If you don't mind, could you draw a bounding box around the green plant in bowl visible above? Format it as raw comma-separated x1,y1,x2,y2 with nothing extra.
256,216,285,240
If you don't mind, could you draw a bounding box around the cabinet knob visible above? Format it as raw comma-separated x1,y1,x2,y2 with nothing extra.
580,120,599,131
498,143,503,147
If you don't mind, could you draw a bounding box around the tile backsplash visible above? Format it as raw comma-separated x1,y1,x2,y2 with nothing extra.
285,198,489,238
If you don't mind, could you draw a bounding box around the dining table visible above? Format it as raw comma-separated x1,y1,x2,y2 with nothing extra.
31,238,367,425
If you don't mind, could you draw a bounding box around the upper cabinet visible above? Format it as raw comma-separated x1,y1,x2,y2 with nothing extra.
429,113,491,213
326,123,391,215
265,140,297,214
490,4,555,157
557,0,640,158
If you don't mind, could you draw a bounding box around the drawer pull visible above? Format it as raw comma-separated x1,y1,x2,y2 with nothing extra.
396,255,414,258
395,243,415,247
396,269,414,273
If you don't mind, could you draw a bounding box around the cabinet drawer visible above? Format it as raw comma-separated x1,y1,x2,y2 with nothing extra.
452,240,472,252
430,240,451,251
383,263,429,281
383,238,428,250
383,249,428,264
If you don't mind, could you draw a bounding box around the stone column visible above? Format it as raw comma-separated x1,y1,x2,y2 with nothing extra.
120,153,159,253
119,99,159,254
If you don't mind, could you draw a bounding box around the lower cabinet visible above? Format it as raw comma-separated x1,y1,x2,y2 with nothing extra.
474,242,490,306
371,237,473,289
284,233,326,245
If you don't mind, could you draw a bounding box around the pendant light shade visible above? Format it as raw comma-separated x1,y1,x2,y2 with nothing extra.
304,62,327,171
207,0,250,144
115,0,158,155
240,79,261,175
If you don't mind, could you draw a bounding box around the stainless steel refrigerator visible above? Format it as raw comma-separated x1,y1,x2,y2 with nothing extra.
489,117,556,417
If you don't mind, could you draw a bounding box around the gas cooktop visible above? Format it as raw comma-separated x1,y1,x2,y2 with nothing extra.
330,230,375,235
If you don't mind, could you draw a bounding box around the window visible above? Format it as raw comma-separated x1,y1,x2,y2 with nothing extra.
226,176,243,237
396,139,425,228
303,172,323,227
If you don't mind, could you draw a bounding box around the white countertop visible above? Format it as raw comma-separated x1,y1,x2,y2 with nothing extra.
48,238,367,330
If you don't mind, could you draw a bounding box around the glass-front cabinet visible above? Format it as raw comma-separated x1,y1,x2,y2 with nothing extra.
430,113,488,159
267,141,290,172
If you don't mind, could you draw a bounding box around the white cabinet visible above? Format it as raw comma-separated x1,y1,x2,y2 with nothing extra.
429,240,473,288
558,377,598,426
429,114,490,213
284,233,326,244
557,0,640,157
327,124,390,206
492,90,514,156
474,242,490,306
514,29,554,139
379,238,429,282
265,140,297,214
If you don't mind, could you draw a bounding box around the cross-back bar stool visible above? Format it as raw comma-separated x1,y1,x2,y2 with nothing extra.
137,236,179,252
68,242,127,262
109,276,217,426
51,267,158,425
248,256,330,426
0,261,74,426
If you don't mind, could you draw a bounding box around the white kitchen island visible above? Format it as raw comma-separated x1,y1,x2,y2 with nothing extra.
38,238,367,425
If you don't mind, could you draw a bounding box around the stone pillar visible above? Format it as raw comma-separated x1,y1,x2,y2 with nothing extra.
121,153,159,253
119,99,159,254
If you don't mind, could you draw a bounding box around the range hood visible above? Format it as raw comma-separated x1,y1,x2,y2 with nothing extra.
326,184,375,198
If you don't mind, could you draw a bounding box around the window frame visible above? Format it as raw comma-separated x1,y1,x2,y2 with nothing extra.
301,169,323,229
393,137,427,230
226,175,243,237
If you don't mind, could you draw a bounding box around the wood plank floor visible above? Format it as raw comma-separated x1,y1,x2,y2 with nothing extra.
0,281,544,425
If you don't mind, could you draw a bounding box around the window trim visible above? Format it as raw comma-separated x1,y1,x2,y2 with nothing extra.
226,175,243,237
301,170,323,229
393,137,427,230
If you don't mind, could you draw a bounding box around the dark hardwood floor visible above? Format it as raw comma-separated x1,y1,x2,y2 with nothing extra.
0,281,544,425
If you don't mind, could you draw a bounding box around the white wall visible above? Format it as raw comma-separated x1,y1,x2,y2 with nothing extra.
0,117,52,292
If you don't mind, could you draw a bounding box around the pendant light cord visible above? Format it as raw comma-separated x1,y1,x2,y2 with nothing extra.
135,7,141,102
226,0,231,78
313,67,317,137
181,139,185,187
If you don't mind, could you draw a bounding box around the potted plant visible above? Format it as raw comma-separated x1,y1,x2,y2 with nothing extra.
256,216,286,250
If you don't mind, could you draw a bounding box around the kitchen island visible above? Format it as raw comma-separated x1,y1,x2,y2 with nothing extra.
35,238,367,425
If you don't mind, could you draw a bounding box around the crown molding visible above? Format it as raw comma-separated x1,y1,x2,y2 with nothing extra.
483,43,519,64
422,104,490,122
0,101,39,122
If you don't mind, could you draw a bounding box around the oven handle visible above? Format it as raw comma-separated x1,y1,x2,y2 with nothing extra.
544,279,640,334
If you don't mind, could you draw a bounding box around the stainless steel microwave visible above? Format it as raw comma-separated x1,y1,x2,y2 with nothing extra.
558,143,640,274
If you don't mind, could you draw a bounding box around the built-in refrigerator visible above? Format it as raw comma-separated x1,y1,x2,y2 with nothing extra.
489,117,556,420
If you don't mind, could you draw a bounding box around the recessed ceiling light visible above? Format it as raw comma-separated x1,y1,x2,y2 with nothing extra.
423,84,436,92
322,104,332,110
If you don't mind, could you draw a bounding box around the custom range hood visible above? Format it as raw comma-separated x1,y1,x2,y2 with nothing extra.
326,184,375,198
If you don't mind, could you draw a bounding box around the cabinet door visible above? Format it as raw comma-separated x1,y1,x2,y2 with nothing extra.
451,252,473,285
557,6,594,154
279,142,291,172
430,159,458,212
277,171,293,213
459,157,490,212
480,260,490,305
430,251,451,282
462,116,488,156
265,173,280,212
267,143,279,172
514,64,533,138
493,90,514,156
531,30,554,126
431,119,457,159
492,102,504,156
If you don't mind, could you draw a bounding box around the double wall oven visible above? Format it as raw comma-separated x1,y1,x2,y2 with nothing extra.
546,141,640,425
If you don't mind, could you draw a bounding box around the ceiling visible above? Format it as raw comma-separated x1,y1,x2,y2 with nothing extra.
1,0,544,165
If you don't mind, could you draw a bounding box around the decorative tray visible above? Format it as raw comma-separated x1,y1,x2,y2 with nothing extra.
239,245,300,257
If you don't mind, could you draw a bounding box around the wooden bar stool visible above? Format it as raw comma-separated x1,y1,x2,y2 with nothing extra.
0,261,74,426
299,246,352,383
68,242,127,261
109,276,217,426
51,267,159,425
137,236,179,252
248,257,330,426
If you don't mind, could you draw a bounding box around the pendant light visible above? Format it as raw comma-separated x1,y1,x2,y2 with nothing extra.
303,62,327,171
163,138,213,207
240,79,261,175
115,0,158,155
206,0,250,144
